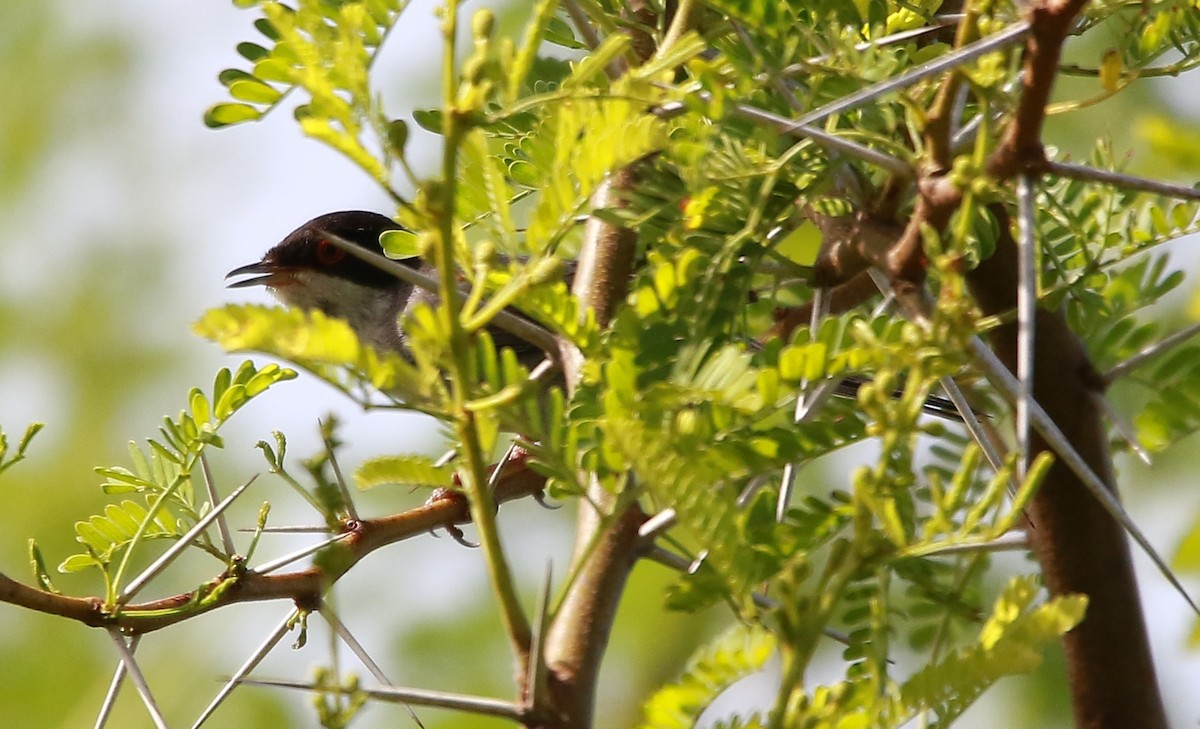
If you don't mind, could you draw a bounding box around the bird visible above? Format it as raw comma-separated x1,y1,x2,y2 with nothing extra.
226,210,967,420
226,210,421,355
226,210,559,366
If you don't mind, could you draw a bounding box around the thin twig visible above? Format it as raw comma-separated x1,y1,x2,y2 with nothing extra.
322,608,390,684
320,421,359,521
488,442,522,491
238,525,334,534
118,477,256,605
904,530,1030,557
239,677,525,721
526,562,555,717
1103,321,1200,383
437,0,532,663
0,461,548,633
776,462,802,523
1044,159,1200,202
939,377,1007,475
199,454,236,555
254,532,352,576
433,447,458,468
1016,174,1038,482
322,606,424,727
723,102,913,176
779,21,1030,132
657,0,696,57
107,630,169,729
561,0,602,51
192,610,297,729
95,635,140,729
636,508,677,543
793,18,960,68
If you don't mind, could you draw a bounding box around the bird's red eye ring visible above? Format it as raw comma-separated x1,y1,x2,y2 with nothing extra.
315,239,346,266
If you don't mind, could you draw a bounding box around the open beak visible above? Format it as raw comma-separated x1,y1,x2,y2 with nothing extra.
225,260,295,289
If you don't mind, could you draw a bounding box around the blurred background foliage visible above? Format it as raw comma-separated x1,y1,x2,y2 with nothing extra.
0,0,1197,727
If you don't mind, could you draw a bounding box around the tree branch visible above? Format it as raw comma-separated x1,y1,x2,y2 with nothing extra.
967,206,1167,729
0,456,547,635
987,0,1090,177
543,165,647,729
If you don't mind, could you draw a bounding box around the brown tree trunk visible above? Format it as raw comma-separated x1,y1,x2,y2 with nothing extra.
966,205,1167,728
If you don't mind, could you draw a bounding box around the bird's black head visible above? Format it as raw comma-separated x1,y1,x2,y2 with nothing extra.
226,210,410,292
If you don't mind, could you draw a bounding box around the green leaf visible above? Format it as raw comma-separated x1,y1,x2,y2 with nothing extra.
561,34,631,90
355,455,454,489
379,228,421,259
190,388,212,427
218,68,258,87
0,422,44,475
1175,516,1200,571
254,17,281,41
28,540,58,593
412,108,442,133
228,78,283,104
385,118,409,155
195,304,442,409
640,623,775,729
252,57,296,84
506,0,559,101
204,102,263,128
58,553,102,574
236,41,270,62
543,16,586,50
632,32,707,81
898,576,1087,724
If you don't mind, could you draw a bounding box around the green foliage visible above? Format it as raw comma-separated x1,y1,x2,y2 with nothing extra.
206,0,408,196
1176,518,1200,647
652,575,1083,729
57,361,295,605
310,667,368,729
0,422,43,475
1079,0,1200,79
193,2,1159,721
1040,147,1200,315
640,623,775,729
5,0,1191,725
195,303,446,411
895,576,1087,726
1132,342,1200,452
760,576,1085,728
1028,141,1200,451
355,454,454,490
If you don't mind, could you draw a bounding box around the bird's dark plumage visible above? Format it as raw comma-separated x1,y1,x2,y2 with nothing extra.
227,210,410,291
227,211,427,353
227,210,969,420
226,211,555,361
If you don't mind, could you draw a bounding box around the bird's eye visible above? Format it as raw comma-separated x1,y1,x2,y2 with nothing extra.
315,239,346,266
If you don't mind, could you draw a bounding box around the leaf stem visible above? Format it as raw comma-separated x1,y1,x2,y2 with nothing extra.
436,0,531,662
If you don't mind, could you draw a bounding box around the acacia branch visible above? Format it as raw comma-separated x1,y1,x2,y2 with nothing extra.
543,165,647,729
966,207,1167,728
987,0,1091,177
791,1,1171,724
976,1,1169,724
0,457,546,635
